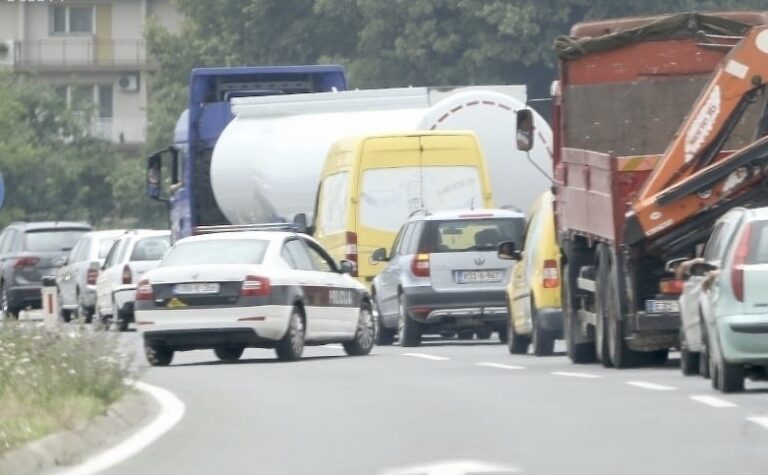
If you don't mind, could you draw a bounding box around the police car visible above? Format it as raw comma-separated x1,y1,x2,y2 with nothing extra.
135,226,374,366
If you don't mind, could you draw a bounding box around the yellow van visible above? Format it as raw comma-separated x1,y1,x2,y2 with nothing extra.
313,131,494,285
504,191,563,356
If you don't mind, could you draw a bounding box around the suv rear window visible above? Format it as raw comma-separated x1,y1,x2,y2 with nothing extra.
24,229,88,252
130,236,170,261
426,218,524,253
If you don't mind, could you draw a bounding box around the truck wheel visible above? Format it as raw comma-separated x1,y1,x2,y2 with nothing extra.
600,245,639,369
562,263,596,364
145,344,173,367
680,329,700,376
475,329,492,340
507,319,530,355
457,330,475,340
397,296,422,347
595,248,612,367
214,345,244,362
275,307,305,361
343,304,375,356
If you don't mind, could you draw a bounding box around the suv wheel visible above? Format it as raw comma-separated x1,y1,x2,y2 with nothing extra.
373,297,395,346
397,295,421,347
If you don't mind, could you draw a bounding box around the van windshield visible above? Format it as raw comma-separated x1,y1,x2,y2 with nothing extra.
427,218,524,253
359,166,483,232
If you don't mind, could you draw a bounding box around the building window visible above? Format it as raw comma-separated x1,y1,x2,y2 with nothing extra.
57,84,113,119
51,6,94,34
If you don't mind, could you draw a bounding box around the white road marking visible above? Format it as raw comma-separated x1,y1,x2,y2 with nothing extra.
551,371,601,379
379,458,521,474
748,416,768,430
324,344,344,350
626,381,677,391
690,395,737,408
476,362,525,370
403,353,450,361
57,381,186,475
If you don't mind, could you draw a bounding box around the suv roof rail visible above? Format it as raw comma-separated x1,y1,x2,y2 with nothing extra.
193,223,303,235
408,209,432,218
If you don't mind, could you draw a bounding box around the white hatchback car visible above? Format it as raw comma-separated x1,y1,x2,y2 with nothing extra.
135,229,374,366
95,230,170,331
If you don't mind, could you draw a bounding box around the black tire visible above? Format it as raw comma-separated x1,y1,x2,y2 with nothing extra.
145,344,173,367
594,248,611,367
599,245,639,369
58,289,72,323
457,330,475,340
374,297,395,346
699,318,711,379
276,307,305,361
475,329,492,340
643,349,669,366
1,284,19,320
343,304,375,356
680,330,700,376
214,345,245,362
716,357,744,393
507,319,530,355
562,263,596,364
397,296,422,347
77,291,93,324
497,326,509,344
532,301,555,357
115,306,130,332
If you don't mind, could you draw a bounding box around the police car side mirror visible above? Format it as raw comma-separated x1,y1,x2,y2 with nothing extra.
338,260,355,275
498,241,522,261
370,248,389,262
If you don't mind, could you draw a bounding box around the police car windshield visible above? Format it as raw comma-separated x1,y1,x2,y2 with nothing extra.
161,239,268,266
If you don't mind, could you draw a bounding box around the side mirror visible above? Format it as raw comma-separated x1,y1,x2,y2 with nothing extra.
293,213,309,234
516,109,534,152
93,260,106,272
53,256,68,268
370,247,389,263
498,241,522,261
338,260,355,275
147,153,164,201
689,261,718,277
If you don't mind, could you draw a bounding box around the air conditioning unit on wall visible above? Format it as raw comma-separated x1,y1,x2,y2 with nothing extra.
0,40,17,66
117,73,140,92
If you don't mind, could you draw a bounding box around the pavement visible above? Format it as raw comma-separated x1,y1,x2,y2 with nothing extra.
69,333,768,475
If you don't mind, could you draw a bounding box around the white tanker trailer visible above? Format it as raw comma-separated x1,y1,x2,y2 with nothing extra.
211,86,553,225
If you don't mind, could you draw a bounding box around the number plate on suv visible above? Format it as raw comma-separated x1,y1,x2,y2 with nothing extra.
173,283,220,295
645,299,679,314
456,270,503,284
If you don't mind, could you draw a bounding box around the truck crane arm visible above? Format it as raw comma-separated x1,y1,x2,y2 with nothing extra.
626,25,768,246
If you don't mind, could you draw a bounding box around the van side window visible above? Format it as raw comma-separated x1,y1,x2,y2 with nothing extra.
317,172,350,235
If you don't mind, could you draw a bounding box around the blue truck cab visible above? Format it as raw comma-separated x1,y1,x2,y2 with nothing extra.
146,65,347,242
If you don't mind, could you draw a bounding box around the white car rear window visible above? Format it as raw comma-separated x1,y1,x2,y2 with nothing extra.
161,239,268,266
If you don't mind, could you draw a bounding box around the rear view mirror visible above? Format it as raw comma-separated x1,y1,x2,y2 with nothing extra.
338,260,355,274
689,261,718,277
516,109,534,152
498,241,522,261
293,213,309,234
370,248,389,263
147,153,164,201
53,256,68,268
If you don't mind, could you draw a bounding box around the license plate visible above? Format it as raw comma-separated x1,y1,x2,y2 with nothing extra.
456,270,503,284
645,299,679,314
173,282,220,295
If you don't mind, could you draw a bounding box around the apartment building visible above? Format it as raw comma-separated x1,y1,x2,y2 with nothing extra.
0,0,182,148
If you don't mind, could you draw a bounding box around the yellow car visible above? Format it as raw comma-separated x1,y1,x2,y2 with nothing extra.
504,191,562,356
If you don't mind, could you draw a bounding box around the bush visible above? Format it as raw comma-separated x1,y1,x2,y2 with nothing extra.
0,322,134,452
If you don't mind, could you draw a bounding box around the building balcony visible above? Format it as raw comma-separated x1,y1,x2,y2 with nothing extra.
1,39,156,72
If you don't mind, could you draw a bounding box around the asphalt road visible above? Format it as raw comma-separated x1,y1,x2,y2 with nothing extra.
90,335,768,474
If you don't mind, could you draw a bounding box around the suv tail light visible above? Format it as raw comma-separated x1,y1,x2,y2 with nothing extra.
731,221,753,302
345,232,358,277
122,265,132,285
411,253,430,278
86,267,99,285
542,259,560,288
659,278,684,295
241,275,271,297
136,279,154,301
14,256,40,268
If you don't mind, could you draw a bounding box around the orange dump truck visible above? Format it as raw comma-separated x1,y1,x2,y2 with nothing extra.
548,12,768,367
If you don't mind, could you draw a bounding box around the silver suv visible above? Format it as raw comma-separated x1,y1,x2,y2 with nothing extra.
371,209,524,347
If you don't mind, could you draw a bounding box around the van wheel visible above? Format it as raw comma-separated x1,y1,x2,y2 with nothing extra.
397,296,421,347
532,301,555,356
276,307,305,361
507,319,530,355
343,304,375,356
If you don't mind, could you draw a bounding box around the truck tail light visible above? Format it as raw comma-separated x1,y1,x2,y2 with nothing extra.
411,253,430,278
122,265,132,285
731,221,753,302
241,275,271,297
136,279,154,301
659,278,684,295
86,267,99,285
542,259,560,288
345,231,358,277
14,256,40,268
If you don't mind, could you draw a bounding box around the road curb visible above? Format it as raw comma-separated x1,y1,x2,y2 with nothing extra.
0,387,157,475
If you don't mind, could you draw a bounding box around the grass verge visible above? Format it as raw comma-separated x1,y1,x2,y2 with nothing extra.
0,322,133,453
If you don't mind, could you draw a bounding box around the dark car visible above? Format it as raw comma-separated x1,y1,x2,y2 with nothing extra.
0,221,91,319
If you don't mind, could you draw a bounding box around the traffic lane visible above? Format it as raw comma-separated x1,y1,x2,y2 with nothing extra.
103,336,768,475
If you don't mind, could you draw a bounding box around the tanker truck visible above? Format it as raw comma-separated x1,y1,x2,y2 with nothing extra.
145,65,348,242
210,86,553,231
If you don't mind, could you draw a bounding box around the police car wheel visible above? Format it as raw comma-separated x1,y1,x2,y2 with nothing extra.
276,307,305,361
344,305,375,356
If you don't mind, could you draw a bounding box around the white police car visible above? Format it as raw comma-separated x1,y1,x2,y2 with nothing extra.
135,226,374,366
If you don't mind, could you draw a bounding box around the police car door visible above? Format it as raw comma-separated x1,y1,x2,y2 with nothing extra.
282,238,331,339
301,237,359,336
